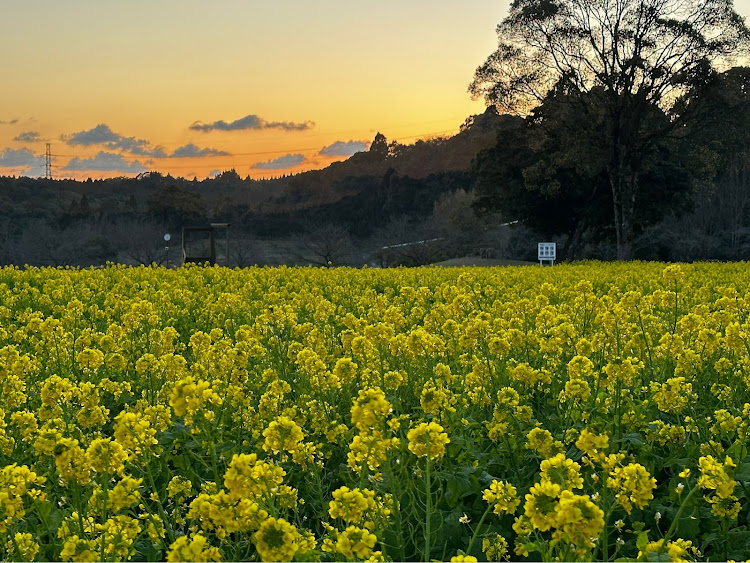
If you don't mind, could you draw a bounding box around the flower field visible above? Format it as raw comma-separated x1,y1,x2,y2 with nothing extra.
3,262,750,562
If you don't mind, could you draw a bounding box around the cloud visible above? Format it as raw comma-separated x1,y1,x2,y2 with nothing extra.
319,140,368,157
13,131,41,143
170,143,230,158
0,148,44,176
64,124,166,157
0,148,40,167
0,119,19,125
252,154,305,170
190,114,315,132
62,151,148,173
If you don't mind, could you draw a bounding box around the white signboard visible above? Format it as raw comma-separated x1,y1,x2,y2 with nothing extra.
538,242,556,264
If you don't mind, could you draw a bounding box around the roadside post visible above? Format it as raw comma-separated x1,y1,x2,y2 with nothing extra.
164,233,171,268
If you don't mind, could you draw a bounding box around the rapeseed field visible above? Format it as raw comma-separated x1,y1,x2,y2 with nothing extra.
1,262,750,561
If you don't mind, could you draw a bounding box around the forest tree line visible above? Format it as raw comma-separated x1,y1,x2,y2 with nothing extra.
0,77,749,266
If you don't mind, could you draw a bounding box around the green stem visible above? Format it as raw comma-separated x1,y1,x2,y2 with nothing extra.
424,457,432,562
100,472,109,562
601,465,609,562
143,458,177,544
466,505,492,555
660,484,699,550
384,457,407,562
723,517,729,561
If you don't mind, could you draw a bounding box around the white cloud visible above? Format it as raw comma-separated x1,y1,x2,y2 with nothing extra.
171,143,230,158
252,153,305,170
63,151,147,173
319,140,368,157
64,124,166,157
190,114,314,132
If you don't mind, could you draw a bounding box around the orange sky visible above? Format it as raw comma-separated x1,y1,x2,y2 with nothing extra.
0,0,748,180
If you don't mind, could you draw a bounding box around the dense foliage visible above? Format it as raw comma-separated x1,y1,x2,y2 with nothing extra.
470,0,750,259
2,263,750,560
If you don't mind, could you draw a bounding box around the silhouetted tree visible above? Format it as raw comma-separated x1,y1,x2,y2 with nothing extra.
369,133,388,160
470,0,750,259
292,221,353,267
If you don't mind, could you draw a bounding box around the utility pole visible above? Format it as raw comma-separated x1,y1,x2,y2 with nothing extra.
45,143,52,180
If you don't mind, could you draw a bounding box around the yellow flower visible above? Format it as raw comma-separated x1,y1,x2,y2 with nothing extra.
650,377,694,413
482,534,509,562
348,431,399,472
253,517,301,562
86,438,128,476
576,429,609,463
450,555,478,562
142,513,166,543
329,486,378,523
88,475,142,514
169,375,222,424
407,421,450,459
113,411,158,455
707,494,741,519
188,490,250,538
554,490,605,547
482,480,520,515
607,463,656,513
336,525,378,560
60,536,98,562
662,264,685,283
526,427,561,458
262,415,305,455
524,480,561,531
10,410,38,440
166,533,221,562
75,347,105,371
54,438,91,485
351,387,392,431
7,533,39,561
539,453,584,490
638,538,694,562
420,380,456,415
40,375,75,406
560,377,592,404
698,455,737,499
224,453,285,500
167,475,193,500
100,515,142,560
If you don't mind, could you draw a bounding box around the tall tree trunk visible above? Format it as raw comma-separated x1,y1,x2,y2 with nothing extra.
609,164,637,261
565,217,588,260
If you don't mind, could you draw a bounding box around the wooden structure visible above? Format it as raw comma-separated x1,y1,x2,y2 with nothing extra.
181,223,230,265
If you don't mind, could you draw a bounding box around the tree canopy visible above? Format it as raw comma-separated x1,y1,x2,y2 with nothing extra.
470,0,750,259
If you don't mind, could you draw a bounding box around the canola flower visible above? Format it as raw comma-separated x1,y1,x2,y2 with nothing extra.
2,262,750,560
407,421,450,459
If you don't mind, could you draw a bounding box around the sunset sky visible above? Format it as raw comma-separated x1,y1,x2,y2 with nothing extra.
1,0,749,180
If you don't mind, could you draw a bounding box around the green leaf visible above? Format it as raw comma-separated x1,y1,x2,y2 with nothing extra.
636,531,650,551
444,471,473,506
727,530,750,561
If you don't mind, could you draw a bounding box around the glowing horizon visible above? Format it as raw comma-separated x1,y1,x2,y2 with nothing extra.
1,0,748,181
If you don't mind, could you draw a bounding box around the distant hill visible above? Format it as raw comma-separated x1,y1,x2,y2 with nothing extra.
1,107,521,225
0,108,524,266
245,107,523,212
